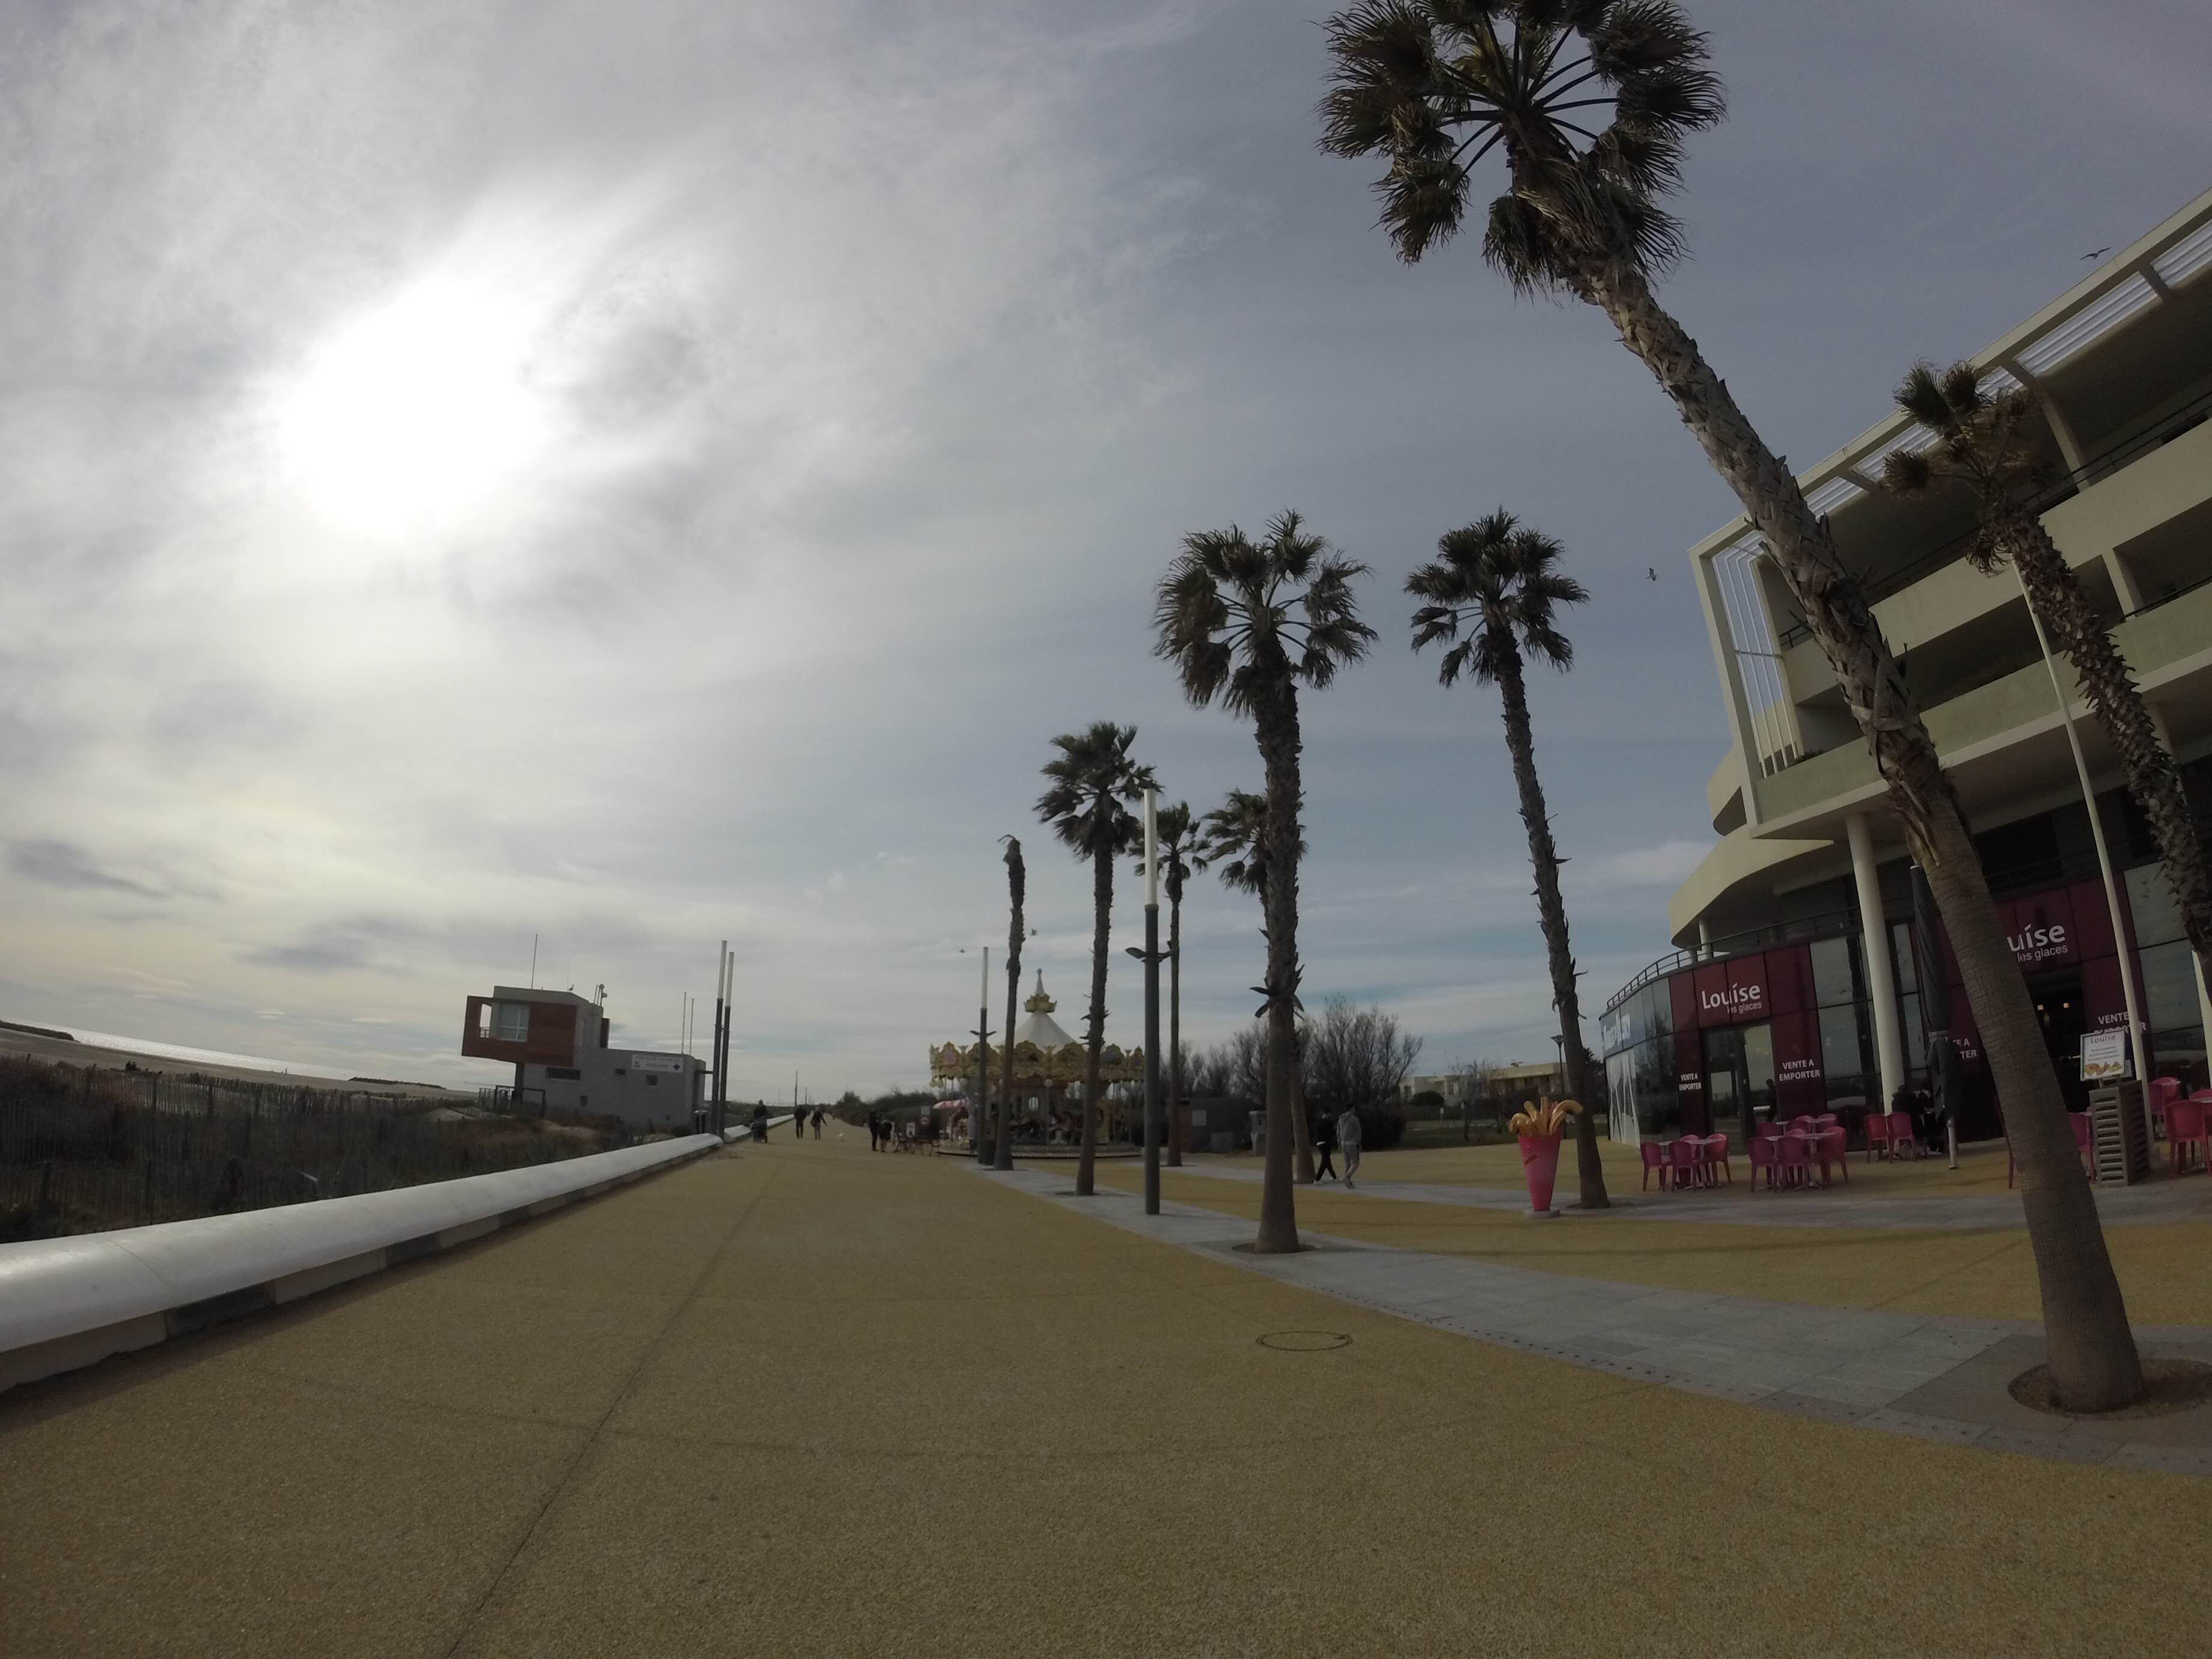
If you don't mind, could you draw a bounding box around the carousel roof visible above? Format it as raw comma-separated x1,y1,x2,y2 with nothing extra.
929,971,1139,1086
1012,971,1075,1049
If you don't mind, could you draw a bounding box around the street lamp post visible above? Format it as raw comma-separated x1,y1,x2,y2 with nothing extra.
2017,566,2149,1154
1137,790,1164,1214
971,946,992,1163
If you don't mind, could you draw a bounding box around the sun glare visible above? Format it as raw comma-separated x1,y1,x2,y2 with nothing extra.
278,283,543,536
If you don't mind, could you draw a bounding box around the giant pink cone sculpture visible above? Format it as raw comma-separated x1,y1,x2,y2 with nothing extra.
1518,1132,1563,1215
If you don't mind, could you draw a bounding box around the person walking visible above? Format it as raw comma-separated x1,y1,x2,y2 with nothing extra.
1336,1105,1363,1190
811,1107,824,1139
1312,1111,1337,1182
866,1111,879,1151
751,1104,769,1143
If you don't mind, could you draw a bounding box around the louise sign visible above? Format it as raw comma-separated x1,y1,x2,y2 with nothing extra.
1700,983,1765,1016
2008,920,2072,967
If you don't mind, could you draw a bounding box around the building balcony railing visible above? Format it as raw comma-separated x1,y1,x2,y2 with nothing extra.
1776,382,2212,649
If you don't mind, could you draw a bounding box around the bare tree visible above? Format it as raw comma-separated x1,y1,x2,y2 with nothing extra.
1301,997,1423,1114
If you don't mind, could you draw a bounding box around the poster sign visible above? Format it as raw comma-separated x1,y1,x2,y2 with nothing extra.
2079,1028,2130,1083
631,1054,686,1074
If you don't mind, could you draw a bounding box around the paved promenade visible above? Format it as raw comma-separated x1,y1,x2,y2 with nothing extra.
5,1132,2210,1657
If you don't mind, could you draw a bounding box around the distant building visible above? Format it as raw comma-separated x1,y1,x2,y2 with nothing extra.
1398,1060,1567,1106
460,986,703,1131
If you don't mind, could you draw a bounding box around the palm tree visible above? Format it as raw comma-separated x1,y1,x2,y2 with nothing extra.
1156,513,1375,1252
1036,723,1153,1196
1155,803,1197,1168
994,835,1025,1173
1197,789,1319,1179
1319,0,2141,1408
1884,361,2212,992
1409,510,1609,1209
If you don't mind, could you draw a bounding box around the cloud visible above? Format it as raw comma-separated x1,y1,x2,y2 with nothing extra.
3,0,2203,1090
8,839,163,897
1577,840,1711,890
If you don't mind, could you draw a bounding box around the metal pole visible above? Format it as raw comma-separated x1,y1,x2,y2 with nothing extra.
973,946,991,1163
712,943,729,1137
1141,788,1162,1215
2018,567,2148,1150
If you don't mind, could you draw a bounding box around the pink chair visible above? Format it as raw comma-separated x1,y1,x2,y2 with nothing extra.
1812,1113,1838,1131
1639,1140,1667,1191
1789,1114,1815,1134
1746,1133,1780,1191
2068,1111,2095,1176
1668,1137,1703,1191
1705,1132,1733,1185
2168,1101,2209,1176
2148,1077,2183,1141
1756,1120,1785,1143
1817,1126,1848,1185
1778,1133,1815,1190
1865,1113,1893,1162
1887,1110,1921,1159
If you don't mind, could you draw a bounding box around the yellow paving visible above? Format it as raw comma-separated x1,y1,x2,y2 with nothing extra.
3,1132,2208,1657
1089,1155,2212,1327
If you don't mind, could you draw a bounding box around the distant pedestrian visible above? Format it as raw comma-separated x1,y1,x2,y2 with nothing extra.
1312,1113,1337,1182
751,1105,768,1143
793,1108,805,1139
811,1108,824,1139
1336,1107,1363,1189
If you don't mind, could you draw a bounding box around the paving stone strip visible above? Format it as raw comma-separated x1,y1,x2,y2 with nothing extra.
976,1166,2212,1476
1155,1160,2212,1230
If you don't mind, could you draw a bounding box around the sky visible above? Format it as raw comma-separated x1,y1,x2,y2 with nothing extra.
4,0,2208,1098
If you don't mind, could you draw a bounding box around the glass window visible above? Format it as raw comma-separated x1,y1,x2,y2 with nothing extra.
1811,936,1860,1009
2126,864,2186,948
493,1002,530,1042
1890,921,1917,995
1819,1003,1868,1080
2141,941,2204,1036
1631,1036,1679,1138
1900,992,1925,1072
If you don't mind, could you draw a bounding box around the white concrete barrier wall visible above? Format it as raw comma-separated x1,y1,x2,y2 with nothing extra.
0,1122,771,1396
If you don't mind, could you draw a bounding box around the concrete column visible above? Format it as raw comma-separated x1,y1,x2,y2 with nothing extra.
1847,813,1906,1107
1697,917,1714,963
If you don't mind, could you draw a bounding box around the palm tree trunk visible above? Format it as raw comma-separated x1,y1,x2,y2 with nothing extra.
1578,254,2142,1409
1994,501,2212,986
1493,652,1609,1209
996,843,1024,1173
1167,869,1184,1168
1252,685,1304,1253
1077,841,1111,1196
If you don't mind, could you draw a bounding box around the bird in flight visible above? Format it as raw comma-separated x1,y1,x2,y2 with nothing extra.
1647,566,1658,582
2082,246,2111,261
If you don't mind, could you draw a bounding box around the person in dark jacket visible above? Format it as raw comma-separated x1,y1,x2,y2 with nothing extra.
811,1107,825,1138
1311,1112,1337,1181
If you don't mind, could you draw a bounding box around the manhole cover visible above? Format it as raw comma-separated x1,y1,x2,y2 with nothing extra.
1257,1330,1352,1352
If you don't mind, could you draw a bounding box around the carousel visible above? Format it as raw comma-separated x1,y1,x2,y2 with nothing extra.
930,973,1144,1149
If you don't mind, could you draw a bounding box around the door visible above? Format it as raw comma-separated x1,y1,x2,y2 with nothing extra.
1740,1022,1777,1132
2030,968,2089,1116
1700,1026,1743,1138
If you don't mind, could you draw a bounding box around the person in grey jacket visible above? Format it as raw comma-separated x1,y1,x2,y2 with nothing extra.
1336,1107,1363,1189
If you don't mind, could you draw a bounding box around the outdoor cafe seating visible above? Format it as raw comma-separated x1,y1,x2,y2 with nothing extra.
1649,1114,1859,1196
